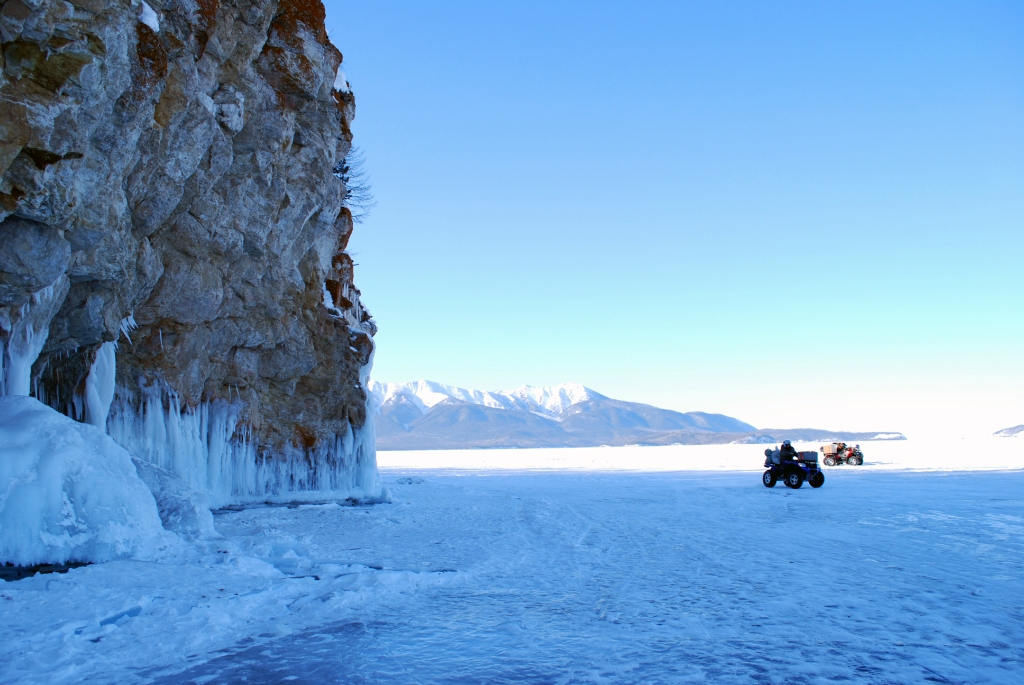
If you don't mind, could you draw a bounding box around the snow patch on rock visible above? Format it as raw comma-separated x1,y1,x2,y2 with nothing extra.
138,1,160,32
333,68,349,92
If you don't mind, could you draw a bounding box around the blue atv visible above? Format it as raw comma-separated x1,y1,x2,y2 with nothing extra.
762,448,825,489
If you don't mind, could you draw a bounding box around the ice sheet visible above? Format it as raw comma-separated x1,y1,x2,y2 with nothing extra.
1,454,1021,683
378,436,1024,472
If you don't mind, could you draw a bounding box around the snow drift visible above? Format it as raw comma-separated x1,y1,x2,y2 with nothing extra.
0,396,174,565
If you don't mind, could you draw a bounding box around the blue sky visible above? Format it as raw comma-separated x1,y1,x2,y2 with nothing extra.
325,1,1023,436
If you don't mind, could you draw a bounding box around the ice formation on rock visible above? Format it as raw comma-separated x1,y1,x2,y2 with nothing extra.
107,376,385,510
0,0,381,519
84,342,117,428
0,280,65,397
131,457,217,540
0,396,174,565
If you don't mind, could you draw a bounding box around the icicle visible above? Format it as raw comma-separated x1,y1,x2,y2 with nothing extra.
119,314,138,345
353,343,386,499
322,281,344,318
0,282,62,397
100,282,385,507
106,340,386,508
84,341,117,429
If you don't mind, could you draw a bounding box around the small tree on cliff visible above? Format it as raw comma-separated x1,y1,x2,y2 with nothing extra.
333,147,375,223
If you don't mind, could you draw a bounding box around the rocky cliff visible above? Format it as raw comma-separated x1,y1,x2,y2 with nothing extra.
0,0,381,504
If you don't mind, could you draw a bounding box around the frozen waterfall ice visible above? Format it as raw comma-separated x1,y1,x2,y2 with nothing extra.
1,274,383,521
107,372,386,509
0,280,64,397
84,342,117,428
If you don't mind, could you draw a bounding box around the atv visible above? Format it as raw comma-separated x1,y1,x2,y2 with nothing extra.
820,442,864,466
762,448,825,489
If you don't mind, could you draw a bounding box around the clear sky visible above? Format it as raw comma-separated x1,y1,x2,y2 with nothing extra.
324,1,1023,438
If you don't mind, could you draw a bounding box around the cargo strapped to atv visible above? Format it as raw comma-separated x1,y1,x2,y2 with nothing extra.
762,447,825,489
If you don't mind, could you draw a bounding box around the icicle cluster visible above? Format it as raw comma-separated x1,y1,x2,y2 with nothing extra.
106,380,384,510
0,282,63,397
3,287,383,509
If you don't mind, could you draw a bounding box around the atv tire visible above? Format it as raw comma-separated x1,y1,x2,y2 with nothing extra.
808,471,825,488
823,456,836,467
762,470,777,488
848,456,862,466
784,470,804,489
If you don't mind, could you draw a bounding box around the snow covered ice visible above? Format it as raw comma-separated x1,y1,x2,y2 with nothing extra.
1,441,1023,683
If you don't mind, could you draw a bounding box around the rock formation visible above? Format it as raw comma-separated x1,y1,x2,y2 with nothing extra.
0,0,381,504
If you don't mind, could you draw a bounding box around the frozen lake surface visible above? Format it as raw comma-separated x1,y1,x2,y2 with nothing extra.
2,442,1023,683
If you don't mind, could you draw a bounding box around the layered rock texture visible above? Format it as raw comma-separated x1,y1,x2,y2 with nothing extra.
0,0,380,503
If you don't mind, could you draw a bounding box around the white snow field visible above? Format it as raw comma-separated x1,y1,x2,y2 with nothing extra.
2,442,1023,684
377,438,1024,473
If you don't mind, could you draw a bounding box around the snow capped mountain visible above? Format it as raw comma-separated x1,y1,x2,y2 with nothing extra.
371,380,767,449
370,381,605,420
371,380,905,450
509,383,601,416
994,425,1024,438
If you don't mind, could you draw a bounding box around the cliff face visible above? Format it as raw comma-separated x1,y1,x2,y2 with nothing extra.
0,0,379,502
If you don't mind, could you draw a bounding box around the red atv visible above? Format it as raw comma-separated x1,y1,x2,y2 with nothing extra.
820,442,863,466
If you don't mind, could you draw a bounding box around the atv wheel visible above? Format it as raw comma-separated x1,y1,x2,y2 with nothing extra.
823,456,836,467
762,470,777,488
784,470,804,489
849,456,862,466
808,471,825,488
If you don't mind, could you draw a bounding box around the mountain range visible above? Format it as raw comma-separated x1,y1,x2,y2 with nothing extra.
994,425,1024,438
370,381,906,450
